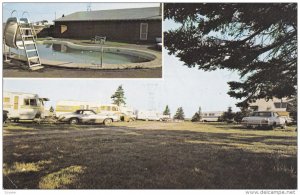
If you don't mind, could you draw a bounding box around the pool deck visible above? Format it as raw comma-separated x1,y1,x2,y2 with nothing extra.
4,38,162,70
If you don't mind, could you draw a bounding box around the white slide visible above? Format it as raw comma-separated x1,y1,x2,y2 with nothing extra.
4,17,24,49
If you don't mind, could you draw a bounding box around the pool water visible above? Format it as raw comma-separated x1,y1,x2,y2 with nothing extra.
11,43,150,65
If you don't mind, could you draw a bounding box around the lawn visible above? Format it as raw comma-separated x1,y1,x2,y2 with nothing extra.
2,121,297,189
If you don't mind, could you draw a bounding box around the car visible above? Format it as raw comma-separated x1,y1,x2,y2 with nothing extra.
3,110,9,123
57,109,116,125
241,111,286,129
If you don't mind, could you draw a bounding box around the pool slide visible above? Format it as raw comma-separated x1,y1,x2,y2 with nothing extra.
4,17,30,49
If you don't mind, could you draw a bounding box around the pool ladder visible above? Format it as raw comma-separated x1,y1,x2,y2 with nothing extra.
18,19,43,70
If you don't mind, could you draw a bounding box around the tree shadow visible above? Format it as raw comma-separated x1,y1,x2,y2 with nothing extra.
3,123,297,189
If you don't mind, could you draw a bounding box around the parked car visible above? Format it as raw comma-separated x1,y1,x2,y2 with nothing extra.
57,109,117,125
241,111,286,129
3,110,9,123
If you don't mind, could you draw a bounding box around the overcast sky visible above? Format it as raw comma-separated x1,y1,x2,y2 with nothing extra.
3,3,241,117
2,2,160,23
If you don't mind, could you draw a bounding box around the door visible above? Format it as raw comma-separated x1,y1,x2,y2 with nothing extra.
14,96,19,110
140,23,148,40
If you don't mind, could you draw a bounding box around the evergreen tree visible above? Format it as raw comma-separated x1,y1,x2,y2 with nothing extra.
163,105,171,116
222,107,235,123
173,107,185,120
191,112,200,122
164,3,297,107
111,85,126,106
198,106,202,120
49,106,54,113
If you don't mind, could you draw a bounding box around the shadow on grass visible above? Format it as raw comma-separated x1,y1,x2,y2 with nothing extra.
3,123,297,189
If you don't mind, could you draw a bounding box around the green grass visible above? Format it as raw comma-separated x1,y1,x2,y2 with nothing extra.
3,121,297,189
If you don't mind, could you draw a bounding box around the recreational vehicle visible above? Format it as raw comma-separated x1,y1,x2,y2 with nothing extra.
3,91,49,121
136,111,166,121
55,100,102,117
200,111,223,122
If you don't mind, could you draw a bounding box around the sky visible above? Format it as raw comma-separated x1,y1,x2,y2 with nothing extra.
2,2,160,23
3,3,242,118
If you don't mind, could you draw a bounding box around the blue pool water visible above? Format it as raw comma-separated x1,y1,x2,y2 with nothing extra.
11,43,150,65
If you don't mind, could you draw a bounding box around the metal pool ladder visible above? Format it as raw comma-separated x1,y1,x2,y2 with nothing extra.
18,17,43,70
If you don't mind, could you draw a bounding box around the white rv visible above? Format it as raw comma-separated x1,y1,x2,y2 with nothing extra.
55,100,102,117
200,111,223,122
136,111,166,121
3,91,49,121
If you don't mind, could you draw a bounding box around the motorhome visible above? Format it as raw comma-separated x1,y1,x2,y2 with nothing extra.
136,110,167,121
55,100,102,117
200,111,223,122
3,91,49,121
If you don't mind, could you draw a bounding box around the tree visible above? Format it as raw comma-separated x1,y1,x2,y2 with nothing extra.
174,107,185,120
111,85,126,106
164,3,297,107
198,106,202,120
191,106,202,122
221,107,235,123
163,105,171,116
234,112,244,123
49,106,54,113
287,97,297,123
191,112,200,122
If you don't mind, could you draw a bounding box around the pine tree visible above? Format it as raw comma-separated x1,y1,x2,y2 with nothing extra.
111,85,126,106
173,107,185,120
198,106,202,121
164,3,297,107
163,105,171,116
222,107,235,123
191,112,200,122
49,106,54,113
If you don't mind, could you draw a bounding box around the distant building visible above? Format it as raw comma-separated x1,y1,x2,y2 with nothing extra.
53,7,162,42
248,98,289,113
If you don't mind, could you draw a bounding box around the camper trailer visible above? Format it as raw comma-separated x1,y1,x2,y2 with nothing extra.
200,111,223,122
55,100,102,117
3,91,49,121
136,110,166,121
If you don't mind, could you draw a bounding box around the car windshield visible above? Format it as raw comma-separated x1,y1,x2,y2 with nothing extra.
83,111,96,115
251,112,272,117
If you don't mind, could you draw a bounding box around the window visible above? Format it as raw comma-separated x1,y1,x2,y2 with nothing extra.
112,106,118,111
274,102,287,108
24,99,37,106
60,25,67,34
4,97,10,103
140,23,148,40
83,111,95,115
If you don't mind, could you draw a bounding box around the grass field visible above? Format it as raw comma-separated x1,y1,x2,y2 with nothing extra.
2,121,297,189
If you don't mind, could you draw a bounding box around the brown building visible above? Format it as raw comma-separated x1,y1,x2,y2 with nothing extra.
53,7,162,43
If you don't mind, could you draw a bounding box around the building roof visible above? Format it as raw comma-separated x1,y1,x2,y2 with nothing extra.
54,7,161,22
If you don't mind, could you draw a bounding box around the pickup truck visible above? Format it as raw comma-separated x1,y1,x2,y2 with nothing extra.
241,111,287,129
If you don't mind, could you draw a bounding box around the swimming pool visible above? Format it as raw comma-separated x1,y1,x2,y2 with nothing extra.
8,40,159,69
37,43,150,65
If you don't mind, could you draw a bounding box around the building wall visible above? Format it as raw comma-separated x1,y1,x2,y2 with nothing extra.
53,20,161,43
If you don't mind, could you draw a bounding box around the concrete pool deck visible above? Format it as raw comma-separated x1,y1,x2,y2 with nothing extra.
5,38,162,70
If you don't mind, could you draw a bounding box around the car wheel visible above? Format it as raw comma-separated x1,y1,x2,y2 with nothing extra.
103,118,113,126
69,118,79,125
128,118,134,122
270,123,276,130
